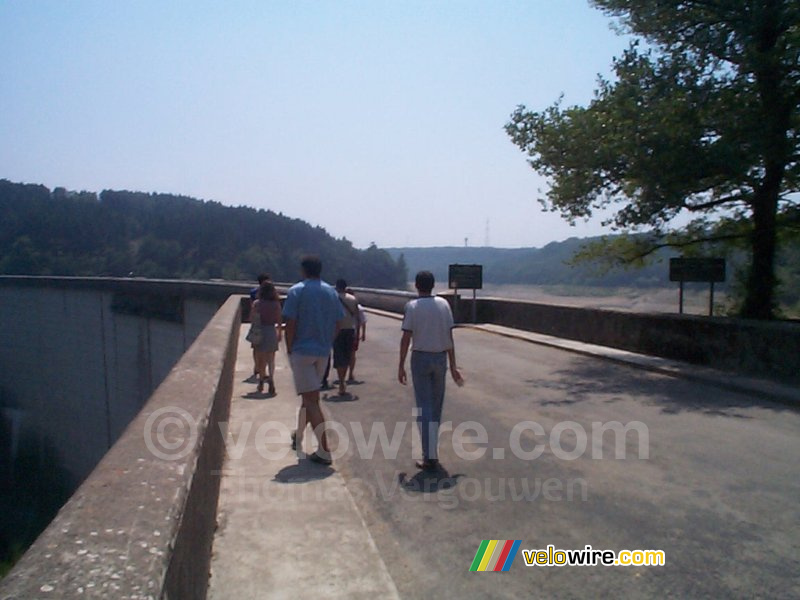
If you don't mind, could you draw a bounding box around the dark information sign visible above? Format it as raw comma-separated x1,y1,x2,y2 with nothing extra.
449,264,483,289
669,258,726,283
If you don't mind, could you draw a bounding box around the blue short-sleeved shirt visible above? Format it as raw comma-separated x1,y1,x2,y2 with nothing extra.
282,279,344,357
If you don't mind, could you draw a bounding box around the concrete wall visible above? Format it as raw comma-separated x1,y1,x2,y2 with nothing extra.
473,297,800,382
350,287,416,314
0,277,245,490
347,286,800,383
0,293,241,599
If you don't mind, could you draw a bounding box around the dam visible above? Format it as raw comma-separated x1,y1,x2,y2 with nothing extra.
1,276,799,598
0,278,232,488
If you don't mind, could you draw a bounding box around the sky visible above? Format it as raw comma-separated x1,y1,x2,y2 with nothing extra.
0,0,634,249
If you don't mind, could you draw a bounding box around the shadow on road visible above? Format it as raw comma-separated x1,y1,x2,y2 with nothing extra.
240,390,277,400
532,360,793,416
398,467,463,493
324,392,359,403
273,462,335,484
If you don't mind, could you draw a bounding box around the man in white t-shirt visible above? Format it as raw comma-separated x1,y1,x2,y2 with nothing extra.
398,270,463,471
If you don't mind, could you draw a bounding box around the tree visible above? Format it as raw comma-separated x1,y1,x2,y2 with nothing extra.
0,180,408,289
506,0,799,319
1,236,43,274
396,253,409,287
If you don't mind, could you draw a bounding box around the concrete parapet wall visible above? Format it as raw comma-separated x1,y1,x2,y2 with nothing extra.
0,294,242,599
473,297,800,382
350,287,416,315
0,275,254,303
342,285,800,383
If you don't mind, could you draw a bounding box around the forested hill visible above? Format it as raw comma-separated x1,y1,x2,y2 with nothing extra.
0,179,407,288
387,242,799,305
386,242,681,288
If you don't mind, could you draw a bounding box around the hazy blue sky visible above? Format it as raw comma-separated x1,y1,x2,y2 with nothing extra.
1,1,632,249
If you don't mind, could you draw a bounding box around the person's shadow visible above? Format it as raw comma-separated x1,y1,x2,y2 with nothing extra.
241,389,276,399
273,461,334,484
398,465,462,493
323,392,359,403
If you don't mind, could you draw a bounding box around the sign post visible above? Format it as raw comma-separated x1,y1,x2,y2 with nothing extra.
669,258,726,316
448,264,483,324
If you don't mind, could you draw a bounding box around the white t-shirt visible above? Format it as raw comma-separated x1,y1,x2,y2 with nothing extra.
402,296,454,352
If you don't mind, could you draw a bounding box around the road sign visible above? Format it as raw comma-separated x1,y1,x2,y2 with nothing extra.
669,257,726,316
669,258,726,283
448,264,483,290
448,264,482,325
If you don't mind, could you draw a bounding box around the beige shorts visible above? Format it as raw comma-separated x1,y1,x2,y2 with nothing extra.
288,353,327,395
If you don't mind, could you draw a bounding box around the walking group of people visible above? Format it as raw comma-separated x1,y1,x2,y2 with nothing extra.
246,255,462,471
248,269,368,398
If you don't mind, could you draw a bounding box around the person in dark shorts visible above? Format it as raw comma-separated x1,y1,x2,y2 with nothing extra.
333,279,358,396
346,287,366,383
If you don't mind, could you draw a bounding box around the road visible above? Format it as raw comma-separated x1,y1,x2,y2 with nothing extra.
318,313,800,598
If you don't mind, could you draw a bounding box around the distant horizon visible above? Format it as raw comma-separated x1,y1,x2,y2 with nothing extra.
4,175,611,251
383,238,596,250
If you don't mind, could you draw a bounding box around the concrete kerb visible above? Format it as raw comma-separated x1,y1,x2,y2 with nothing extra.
467,323,800,407
363,307,800,407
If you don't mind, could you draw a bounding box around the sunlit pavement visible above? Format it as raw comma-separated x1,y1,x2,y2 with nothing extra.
211,313,800,599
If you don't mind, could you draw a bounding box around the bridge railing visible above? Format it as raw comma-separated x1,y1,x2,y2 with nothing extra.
470,296,800,383
287,282,800,382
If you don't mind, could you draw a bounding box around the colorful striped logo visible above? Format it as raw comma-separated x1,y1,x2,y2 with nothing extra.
469,540,522,572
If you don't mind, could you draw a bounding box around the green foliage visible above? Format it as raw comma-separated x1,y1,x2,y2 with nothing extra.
386,239,676,287
0,180,406,289
507,0,800,319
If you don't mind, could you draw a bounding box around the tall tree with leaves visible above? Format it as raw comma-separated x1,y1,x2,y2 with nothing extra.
507,0,799,319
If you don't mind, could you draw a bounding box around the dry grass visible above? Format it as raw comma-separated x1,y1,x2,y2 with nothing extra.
476,284,727,316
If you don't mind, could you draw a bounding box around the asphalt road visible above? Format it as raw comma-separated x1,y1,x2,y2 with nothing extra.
320,313,800,599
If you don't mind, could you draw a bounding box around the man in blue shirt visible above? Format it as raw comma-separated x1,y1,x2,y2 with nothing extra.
282,256,344,465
